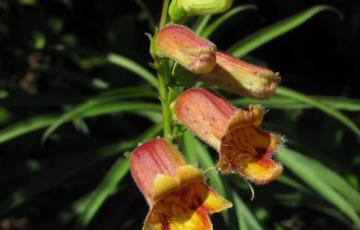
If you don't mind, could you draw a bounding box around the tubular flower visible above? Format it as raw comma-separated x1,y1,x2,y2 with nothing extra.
174,88,283,184
169,0,233,22
130,138,232,230
199,51,281,99
156,24,217,74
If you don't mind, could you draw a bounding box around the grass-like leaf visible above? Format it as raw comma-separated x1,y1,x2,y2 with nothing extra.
0,102,160,144
182,130,198,164
0,116,56,144
229,5,341,57
106,53,158,87
42,87,157,143
232,95,360,111
193,15,212,35
201,5,258,39
0,124,161,215
77,157,129,227
232,192,263,230
278,148,360,226
281,149,360,211
275,86,360,136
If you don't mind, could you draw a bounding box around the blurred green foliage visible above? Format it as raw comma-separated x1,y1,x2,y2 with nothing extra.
0,0,359,230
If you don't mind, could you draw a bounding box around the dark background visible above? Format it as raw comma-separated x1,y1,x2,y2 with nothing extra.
0,0,359,229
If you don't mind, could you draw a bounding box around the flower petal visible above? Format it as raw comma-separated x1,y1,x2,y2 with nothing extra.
219,105,283,184
202,188,233,214
152,165,203,202
144,182,231,230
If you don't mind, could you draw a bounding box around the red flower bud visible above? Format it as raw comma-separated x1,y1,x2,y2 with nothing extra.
156,24,217,74
198,51,280,99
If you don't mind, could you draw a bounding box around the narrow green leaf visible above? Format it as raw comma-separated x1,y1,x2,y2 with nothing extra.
42,87,157,143
232,192,263,230
0,103,160,144
80,102,160,117
193,15,212,35
229,5,341,57
283,150,360,211
77,157,129,227
275,86,360,136
201,5,257,38
315,96,360,112
232,95,360,111
0,116,56,144
0,124,161,215
182,130,198,164
106,53,158,87
278,148,360,225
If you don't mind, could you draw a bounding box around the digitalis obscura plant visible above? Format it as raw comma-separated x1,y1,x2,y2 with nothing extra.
130,0,283,229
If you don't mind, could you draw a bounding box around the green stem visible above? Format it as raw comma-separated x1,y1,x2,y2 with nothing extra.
156,0,173,142
159,0,170,29
157,62,173,142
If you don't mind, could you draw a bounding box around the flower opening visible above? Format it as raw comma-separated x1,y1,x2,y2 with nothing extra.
174,88,283,184
130,138,232,230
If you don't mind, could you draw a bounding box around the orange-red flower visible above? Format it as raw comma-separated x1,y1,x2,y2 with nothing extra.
174,88,283,184
174,51,280,99
130,138,232,230
156,24,217,74
199,51,280,99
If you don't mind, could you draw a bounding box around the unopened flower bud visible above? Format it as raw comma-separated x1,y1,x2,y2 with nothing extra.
174,88,283,184
198,51,280,99
156,24,217,74
169,0,233,22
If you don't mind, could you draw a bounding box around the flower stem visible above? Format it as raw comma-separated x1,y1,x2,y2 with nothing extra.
156,0,172,142
157,63,172,142
159,0,170,29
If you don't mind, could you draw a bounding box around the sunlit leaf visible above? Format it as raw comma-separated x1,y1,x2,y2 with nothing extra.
281,149,360,211
229,5,341,57
107,53,158,88
0,116,56,144
275,86,360,136
42,87,157,143
0,124,161,215
193,15,212,35
233,192,263,230
77,157,129,227
232,95,360,111
182,130,198,164
278,148,360,225
0,102,160,145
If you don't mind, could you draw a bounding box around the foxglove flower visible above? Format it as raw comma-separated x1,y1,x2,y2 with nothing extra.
169,0,233,22
156,24,217,74
199,51,280,99
130,138,232,230
174,88,283,184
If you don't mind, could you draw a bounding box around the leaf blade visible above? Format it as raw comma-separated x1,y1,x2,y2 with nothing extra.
201,5,257,38
229,5,341,57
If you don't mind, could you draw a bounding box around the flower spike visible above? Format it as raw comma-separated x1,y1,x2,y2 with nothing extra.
174,88,283,184
130,138,232,230
156,24,217,74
